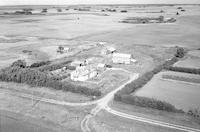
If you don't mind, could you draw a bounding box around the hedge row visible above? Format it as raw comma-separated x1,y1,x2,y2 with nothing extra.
162,74,200,84
0,64,101,97
165,66,200,75
38,60,72,72
114,57,183,113
116,95,183,113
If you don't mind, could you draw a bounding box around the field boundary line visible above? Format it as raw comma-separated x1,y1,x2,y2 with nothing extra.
160,78,200,86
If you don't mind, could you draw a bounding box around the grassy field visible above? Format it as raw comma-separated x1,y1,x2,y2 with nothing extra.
89,109,185,132
173,56,200,69
105,101,200,130
188,50,200,58
0,81,91,103
0,86,94,132
134,71,200,111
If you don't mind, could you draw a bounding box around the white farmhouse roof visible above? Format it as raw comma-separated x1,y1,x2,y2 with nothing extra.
107,46,116,52
97,63,105,68
113,53,131,58
99,42,106,45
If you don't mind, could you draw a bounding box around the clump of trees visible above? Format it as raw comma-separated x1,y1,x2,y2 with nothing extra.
188,108,200,120
30,61,51,68
0,60,101,97
120,10,127,13
175,47,185,58
57,8,62,12
41,8,48,13
11,60,26,68
38,60,72,72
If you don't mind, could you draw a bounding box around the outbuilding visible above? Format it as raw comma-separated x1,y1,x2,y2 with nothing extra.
112,53,132,64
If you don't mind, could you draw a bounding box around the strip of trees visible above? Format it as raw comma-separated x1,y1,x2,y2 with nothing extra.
162,74,200,84
165,66,200,75
0,60,101,97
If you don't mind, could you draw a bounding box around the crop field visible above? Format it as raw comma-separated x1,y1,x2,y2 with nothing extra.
173,56,200,69
134,71,200,111
188,50,200,58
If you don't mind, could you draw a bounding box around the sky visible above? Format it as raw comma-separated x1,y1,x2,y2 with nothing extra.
0,0,200,5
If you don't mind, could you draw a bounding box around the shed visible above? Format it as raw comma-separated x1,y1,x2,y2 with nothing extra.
112,53,132,64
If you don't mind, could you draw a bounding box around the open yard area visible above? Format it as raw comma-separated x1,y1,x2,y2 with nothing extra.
134,71,200,111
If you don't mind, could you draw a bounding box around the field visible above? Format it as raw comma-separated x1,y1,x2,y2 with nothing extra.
134,71,200,111
0,4,200,132
89,110,182,132
188,50,200,58
0,86,94,132
173,56,200,69
0,5,200,69
174,50,200,69
0,81,91,102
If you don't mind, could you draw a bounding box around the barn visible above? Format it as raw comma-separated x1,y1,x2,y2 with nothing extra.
112,53,132,64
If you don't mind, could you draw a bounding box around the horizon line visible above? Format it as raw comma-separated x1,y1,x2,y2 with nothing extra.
1,3,200,6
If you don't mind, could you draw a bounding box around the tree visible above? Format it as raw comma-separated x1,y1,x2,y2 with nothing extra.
11,60,26,68
175,47,185,58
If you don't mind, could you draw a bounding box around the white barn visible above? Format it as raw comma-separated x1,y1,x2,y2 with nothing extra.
112,53,132,64
70,66,97,81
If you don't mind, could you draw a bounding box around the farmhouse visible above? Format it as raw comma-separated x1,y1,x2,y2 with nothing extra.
70,66,97,81
112,53,132,64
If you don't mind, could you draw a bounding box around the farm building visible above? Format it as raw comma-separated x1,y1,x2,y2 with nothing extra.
97,41,107,46
97,63,106,70
70,66,97,81
112,53,132,64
